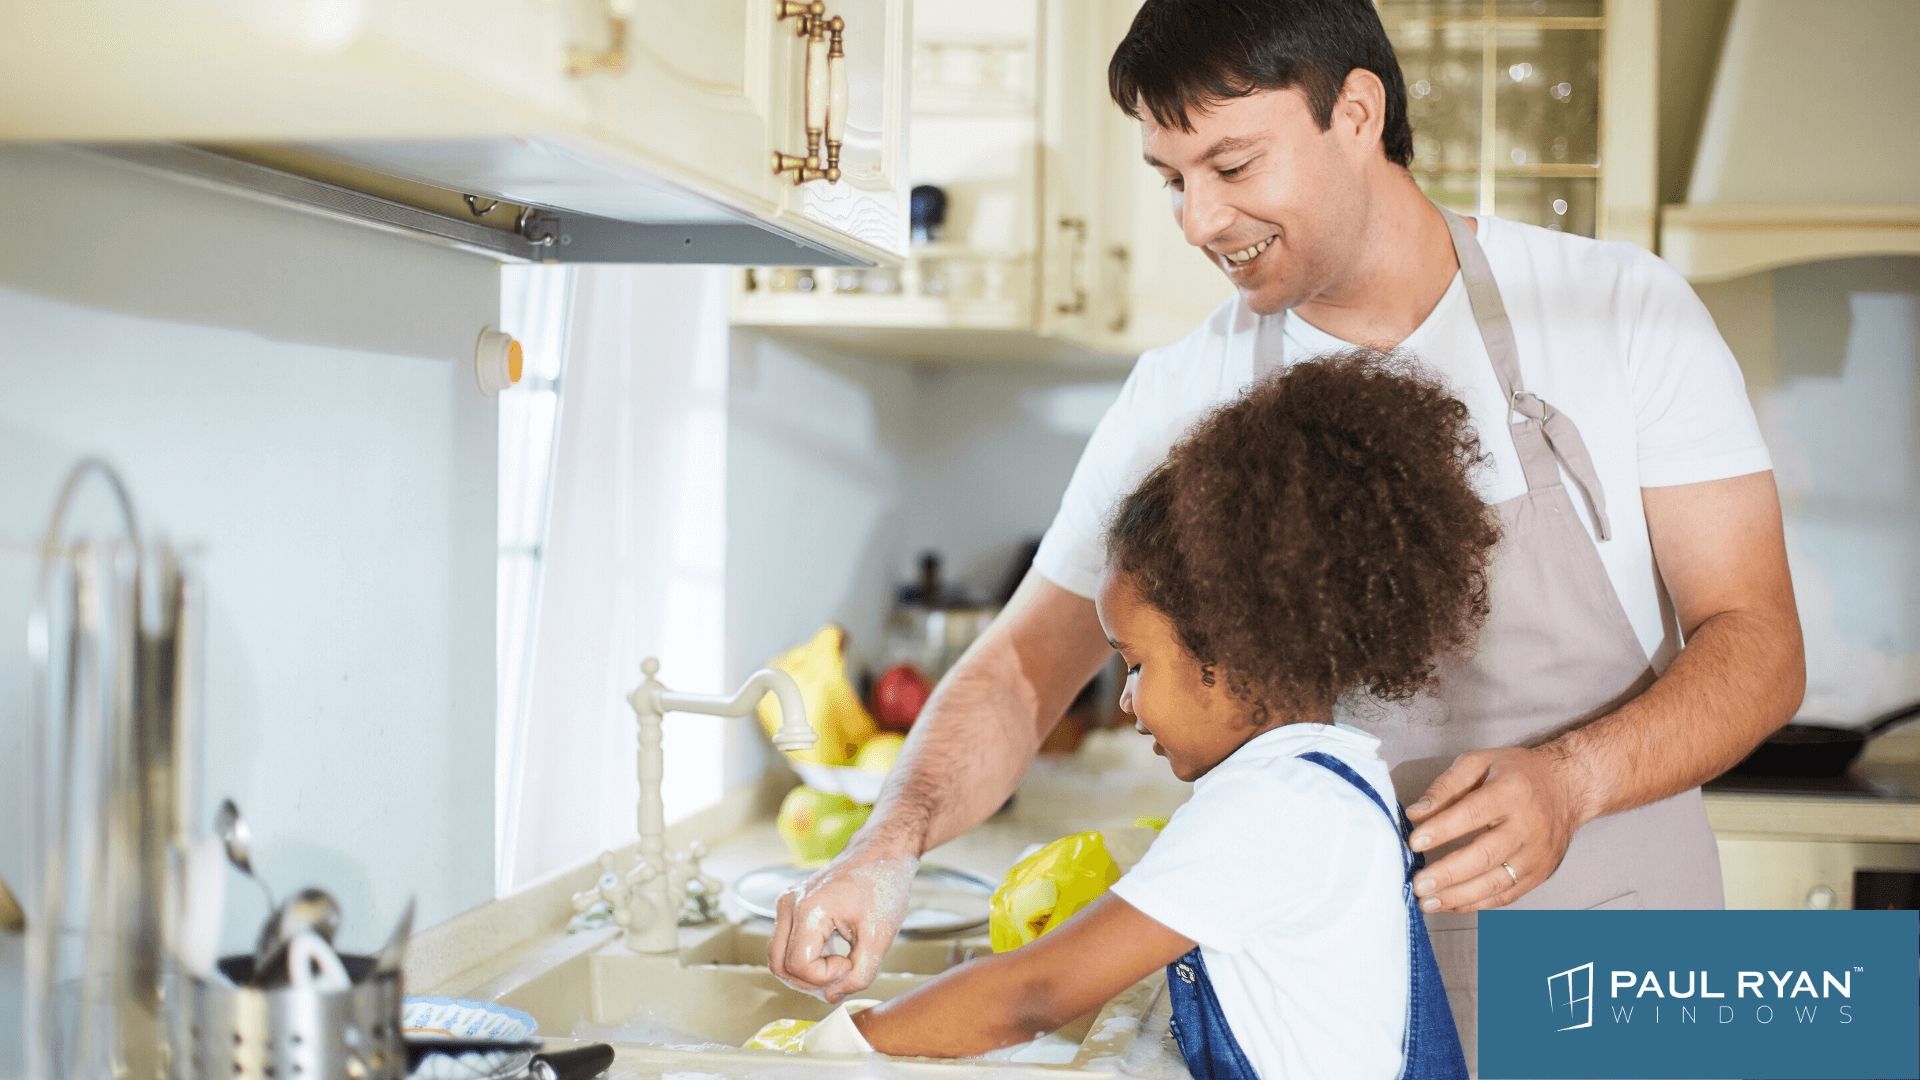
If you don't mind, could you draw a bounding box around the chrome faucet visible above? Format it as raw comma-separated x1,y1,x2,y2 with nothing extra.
572,658,816,953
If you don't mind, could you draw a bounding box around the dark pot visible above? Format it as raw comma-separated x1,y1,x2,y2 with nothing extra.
1727,699,1920,778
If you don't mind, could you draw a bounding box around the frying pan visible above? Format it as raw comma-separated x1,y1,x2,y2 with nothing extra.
1726,699,1920,778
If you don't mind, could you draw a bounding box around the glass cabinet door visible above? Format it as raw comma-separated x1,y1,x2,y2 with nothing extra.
1378,0,1607,236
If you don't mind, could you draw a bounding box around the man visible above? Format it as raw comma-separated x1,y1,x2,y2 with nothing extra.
768,0,1805,1067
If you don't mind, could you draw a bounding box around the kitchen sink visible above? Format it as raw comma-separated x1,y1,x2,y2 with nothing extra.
438,925,1177,1076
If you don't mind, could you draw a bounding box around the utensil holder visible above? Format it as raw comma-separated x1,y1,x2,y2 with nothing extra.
174,955,403,1079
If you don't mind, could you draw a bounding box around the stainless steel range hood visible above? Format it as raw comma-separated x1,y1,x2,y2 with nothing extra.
88,141,872,267
1660,0,1920,281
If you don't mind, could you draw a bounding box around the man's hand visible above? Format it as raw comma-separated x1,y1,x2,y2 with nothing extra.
1402,745,1600,913
769,845,919,1003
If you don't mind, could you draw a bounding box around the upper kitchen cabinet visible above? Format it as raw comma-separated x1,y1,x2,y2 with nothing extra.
0,0,910,267
733,0,1141,364
767,0,913,261
1380,0,1658,248
1089,1,1236,358
1658,0,1920,282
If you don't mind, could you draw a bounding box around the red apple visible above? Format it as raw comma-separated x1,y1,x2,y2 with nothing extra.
871,663,933,731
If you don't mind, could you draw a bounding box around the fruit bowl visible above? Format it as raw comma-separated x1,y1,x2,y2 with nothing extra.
788,759,887,805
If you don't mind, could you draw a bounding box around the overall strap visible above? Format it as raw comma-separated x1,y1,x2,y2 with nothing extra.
1296,751,1421,878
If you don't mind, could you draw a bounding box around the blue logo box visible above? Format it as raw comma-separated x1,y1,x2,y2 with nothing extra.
1479,910,1918,1079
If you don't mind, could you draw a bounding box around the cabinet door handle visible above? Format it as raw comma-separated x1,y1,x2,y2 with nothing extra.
1105,244,1131,334
1055,217,1089,316
565,0,631,76
774,2,848,185
826,16,849,175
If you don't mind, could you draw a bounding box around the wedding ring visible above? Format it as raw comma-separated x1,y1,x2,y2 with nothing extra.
1501,860,1520,887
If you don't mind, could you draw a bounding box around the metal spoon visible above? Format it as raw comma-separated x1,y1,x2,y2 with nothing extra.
214,799,274,914
252,887,343,987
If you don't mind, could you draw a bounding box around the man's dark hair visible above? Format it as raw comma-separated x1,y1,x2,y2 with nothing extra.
1108,0,1415,168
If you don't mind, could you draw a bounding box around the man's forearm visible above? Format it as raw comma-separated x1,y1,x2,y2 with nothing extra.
854,637,1061,857
847,573,1114,861
1547,605,1806,824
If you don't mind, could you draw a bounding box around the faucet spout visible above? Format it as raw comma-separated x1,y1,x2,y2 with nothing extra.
611,660,818,953
653,666,817,753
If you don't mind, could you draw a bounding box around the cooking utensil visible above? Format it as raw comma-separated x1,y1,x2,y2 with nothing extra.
175,835,227,978
215,798,275,913
286,930,352,993
402,1040,615,1079
252,886,343,987
530,1043,616,1079
731,862,995,937
372,896,416,978
1728,700,1920,778
190,952,405,1079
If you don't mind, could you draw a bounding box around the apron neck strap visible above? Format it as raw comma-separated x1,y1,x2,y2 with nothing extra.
1436,206,1526,405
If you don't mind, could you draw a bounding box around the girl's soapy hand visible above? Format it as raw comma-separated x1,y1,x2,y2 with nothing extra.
1402,745,1598,913
801,1000,881,1054
849,893,1193,1058
769,847,919,1003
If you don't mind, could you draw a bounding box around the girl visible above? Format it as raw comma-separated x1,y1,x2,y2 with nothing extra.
813,349,1498,1079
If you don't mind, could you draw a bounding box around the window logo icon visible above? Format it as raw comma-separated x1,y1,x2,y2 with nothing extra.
1548,962,1595,1031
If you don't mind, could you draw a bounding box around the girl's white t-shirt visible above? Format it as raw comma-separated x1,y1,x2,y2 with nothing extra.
1110,722,1412,1080
1032,216,1773,671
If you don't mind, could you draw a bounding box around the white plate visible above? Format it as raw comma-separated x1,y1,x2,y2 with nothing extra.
731,863,995,937
403,996,537,1080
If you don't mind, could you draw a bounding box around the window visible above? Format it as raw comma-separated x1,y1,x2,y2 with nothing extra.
493,266,733,896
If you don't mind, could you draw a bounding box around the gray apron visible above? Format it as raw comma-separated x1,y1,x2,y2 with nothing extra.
1252,207,1724,1073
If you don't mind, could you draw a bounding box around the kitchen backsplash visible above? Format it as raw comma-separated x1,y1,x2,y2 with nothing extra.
1698,255,1920,721
0,143,500,1036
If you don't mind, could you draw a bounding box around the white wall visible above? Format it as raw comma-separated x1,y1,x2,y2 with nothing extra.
893,363,1124,600
1697,256,1920,722
0,147,498,1065
723,329,1124,778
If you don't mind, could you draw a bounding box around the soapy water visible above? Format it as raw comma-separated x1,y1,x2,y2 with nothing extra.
582,1006,1087,1066
572,1010,735,1053
973,1032,1083,1065
574,1007,1168,1074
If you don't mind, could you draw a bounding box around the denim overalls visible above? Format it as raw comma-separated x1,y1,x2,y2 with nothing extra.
1164,751,1470,1079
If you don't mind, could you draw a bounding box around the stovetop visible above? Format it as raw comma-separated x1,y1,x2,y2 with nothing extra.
1704,760,1920,802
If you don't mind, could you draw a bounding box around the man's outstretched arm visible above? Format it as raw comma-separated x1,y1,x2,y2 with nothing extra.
769,571,1114,1000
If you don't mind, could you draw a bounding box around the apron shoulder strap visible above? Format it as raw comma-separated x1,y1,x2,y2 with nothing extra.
1296,750,1421,877
1437,207,1615,541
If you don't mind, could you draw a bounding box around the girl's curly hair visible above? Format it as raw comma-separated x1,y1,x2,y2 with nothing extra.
1106,349,1500,721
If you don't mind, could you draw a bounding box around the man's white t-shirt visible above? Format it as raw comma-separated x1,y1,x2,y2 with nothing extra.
1033,216,1772,669
1111,722,1411,1079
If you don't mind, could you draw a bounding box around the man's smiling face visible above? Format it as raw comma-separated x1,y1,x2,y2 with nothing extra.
1141,86,1373,317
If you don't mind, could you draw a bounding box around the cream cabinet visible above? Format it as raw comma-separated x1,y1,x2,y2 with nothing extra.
735,0,1153,363
571,0,908,259
1379,0,1658,247
0,0,910,266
